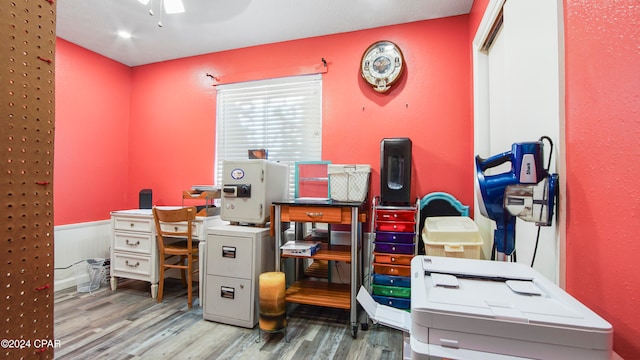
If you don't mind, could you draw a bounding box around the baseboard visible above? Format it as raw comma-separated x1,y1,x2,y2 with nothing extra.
54,219,111,292
55,277,78,292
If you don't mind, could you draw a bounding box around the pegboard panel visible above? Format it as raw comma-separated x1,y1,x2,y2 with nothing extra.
1,0,56,359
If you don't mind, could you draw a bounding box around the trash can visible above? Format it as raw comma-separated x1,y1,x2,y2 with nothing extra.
74,258,106,293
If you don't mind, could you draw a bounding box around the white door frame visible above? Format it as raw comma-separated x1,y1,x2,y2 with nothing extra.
472,0,566,286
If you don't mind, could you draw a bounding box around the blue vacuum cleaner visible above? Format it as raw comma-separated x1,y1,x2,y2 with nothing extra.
475,138,558,261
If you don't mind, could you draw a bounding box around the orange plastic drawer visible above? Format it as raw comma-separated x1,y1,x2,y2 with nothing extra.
373,253,413,266
373,263,411,277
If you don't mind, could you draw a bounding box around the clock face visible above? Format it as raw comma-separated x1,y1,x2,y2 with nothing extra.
361,41,404,93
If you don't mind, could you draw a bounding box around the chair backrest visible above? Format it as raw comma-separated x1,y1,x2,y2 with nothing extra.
152,206,197,252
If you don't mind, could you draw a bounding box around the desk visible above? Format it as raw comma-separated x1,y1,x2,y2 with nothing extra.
272,200,366,337
110,208,226,301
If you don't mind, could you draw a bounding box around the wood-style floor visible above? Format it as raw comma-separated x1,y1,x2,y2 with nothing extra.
54,278,403,359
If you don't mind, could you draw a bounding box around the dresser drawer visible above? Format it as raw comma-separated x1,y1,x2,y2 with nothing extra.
112,252,152,277
287,206,343,223
113,216,154,233
159,221,203,239
376,209,416,222
114,231,153,254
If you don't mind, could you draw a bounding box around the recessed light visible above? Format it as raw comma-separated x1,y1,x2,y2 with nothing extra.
117,30,132,39
164,0,185,14
137,0,150,5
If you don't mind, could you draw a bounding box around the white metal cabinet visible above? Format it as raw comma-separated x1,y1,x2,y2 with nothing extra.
203,225,275,328
110,208,223,300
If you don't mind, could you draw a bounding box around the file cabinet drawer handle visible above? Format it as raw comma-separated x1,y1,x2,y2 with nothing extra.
221,286,235,299
222,246,236,258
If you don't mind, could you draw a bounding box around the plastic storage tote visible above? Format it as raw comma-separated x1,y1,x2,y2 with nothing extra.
422,216,483,259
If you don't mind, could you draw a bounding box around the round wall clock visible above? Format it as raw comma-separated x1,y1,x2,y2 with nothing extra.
360,40,405,93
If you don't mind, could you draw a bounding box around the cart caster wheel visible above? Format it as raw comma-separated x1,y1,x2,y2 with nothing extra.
351,326,358,338
360,323,369,331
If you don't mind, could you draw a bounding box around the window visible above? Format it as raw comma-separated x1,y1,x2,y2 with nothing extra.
215,74,322,198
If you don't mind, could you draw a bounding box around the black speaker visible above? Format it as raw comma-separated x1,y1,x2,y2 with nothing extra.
139,189,152,209
380,138,412,205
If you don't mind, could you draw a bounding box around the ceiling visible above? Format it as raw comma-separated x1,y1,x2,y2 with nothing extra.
56,0,474,67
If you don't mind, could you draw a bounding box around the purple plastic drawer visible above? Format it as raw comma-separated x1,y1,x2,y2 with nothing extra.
375,231,415,243
373,242,415,255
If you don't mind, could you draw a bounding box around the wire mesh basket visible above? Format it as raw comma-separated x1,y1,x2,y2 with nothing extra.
74,258,106,293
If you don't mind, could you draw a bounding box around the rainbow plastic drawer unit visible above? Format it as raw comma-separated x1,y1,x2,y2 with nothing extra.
410,256,613,360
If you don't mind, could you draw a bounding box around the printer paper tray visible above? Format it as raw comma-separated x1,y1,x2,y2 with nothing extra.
419,327,610,360
411,336,530,360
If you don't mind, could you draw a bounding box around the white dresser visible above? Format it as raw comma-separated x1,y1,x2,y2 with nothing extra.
203,225,275,328
110,208,225,300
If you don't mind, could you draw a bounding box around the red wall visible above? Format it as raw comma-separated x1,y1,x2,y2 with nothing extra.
54,2,640,357
126,17,473,210
54,39,131,225
564,1,640,358
467,0,640,357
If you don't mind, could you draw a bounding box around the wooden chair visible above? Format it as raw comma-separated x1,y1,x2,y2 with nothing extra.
152,206,199,308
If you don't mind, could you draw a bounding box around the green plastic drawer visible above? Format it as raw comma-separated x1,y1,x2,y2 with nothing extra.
371,284,411,299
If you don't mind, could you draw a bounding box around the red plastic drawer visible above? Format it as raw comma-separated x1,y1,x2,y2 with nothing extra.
373,253,413,265
375,221,415,232
373,263,411,277
376,209,416,222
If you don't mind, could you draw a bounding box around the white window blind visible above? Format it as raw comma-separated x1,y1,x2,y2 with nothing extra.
215,74,322,198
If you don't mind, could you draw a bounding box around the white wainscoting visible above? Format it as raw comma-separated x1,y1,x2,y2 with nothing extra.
54,220,111,292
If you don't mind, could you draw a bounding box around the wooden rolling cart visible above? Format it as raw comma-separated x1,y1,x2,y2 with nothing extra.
272,200,367,338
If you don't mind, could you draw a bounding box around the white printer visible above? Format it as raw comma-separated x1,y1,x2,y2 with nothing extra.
410,256,613,359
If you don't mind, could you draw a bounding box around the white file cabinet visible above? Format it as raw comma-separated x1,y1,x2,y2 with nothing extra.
110,208,224,300
203,225,275,328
